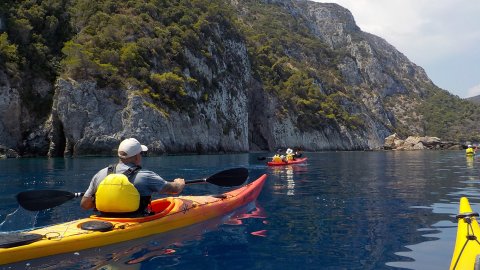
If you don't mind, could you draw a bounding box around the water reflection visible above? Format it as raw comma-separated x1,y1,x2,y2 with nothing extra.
466,155,474,169
269,164,308,196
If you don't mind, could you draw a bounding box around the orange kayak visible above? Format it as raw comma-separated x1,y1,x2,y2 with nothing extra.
267,157,308,166
0,174,267,265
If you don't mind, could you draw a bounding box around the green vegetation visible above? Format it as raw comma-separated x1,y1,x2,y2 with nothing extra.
2,0,237,112
234,0,362,131
60,0,235,111
420,87,480,142
0,33,20,76
1,0,479,144
4,0,72,79
1,0,73,118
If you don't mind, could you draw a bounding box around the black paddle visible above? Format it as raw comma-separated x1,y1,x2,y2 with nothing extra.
17,190,84,212
16,167,249,211
185,167,248,186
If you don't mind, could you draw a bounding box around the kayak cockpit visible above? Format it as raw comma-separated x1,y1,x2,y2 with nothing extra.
90,198,175,223
149,198,175,215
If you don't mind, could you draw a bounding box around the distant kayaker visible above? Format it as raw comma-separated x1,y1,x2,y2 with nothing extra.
286,148,294,161
466,144,476,156
80,138,185,215
272,154,282,162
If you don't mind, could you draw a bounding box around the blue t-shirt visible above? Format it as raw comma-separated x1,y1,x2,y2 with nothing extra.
84,162,167,198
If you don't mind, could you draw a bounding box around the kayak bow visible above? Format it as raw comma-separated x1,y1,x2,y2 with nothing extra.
0,174,267,265
450,197,480,270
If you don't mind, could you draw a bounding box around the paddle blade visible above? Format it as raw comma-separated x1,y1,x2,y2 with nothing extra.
16,190,78,211
257,156,267,161
205,167,248,187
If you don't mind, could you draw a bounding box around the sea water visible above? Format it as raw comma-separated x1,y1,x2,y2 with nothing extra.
0,151,476,269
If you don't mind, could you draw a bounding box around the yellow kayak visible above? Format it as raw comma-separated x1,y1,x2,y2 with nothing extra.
0,174,267,265
450,197,480,269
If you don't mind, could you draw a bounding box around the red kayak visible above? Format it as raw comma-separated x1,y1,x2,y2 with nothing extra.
267,157,308,166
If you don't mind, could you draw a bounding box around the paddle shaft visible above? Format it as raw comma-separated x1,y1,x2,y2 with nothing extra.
186,179,207,184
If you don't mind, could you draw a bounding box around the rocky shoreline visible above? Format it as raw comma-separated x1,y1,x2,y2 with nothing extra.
0,133,467,159
0,145,20,159
383,133,463,151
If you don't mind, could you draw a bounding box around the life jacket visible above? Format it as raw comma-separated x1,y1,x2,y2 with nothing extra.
286,154,294,161
95,164,141,213
272,155,282,162
466,148,475,155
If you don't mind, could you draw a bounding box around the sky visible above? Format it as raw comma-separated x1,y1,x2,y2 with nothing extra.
313,0,480,98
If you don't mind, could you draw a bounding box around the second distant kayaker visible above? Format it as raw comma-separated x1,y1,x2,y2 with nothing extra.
286,148,295,161
80,138,185,215
466,144,476,156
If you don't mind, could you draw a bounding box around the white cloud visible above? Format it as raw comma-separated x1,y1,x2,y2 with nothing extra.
468,84,480,98
314,0,480,98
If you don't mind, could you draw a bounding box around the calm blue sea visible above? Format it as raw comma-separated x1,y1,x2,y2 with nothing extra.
0,151,477,269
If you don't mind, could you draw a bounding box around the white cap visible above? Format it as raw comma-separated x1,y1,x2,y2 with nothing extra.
118,138,148,158
468,145,472,148
286,148,293,154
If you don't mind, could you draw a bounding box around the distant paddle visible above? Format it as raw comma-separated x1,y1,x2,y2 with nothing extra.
17,167,249,211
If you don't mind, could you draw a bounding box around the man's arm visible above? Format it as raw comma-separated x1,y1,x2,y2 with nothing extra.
161,178,185,194
80,196,95,210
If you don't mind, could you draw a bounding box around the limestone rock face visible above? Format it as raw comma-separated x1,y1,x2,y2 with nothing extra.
246,1,432,151
0,71,21,148
49,26,252,156
0,1,466,156
300,1,431,135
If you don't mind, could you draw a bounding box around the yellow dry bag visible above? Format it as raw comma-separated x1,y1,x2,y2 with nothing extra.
96,173,140,213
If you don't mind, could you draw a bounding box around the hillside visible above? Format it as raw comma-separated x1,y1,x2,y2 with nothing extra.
0,0,479,156
467,95,480,104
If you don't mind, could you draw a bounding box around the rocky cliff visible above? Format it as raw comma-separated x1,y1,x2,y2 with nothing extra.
240,0,431,151
48,27,252,156
0,0,475,157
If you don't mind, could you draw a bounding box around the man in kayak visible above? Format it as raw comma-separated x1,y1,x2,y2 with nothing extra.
466,144,476,156
286,148,295,161
272,154,282,162
80,138,185,215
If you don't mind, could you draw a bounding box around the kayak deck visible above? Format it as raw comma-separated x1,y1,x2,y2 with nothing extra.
267,157,308,166
450,197,480,270
0,174,267,265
